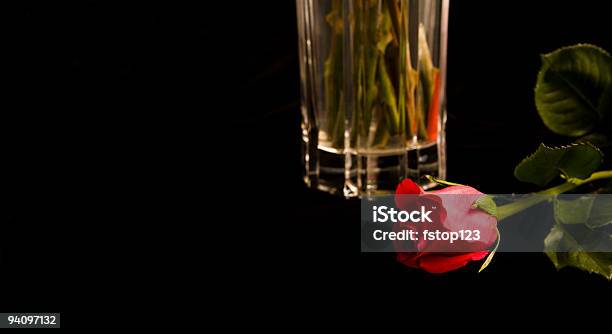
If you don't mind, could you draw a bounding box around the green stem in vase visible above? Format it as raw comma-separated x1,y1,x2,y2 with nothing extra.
332,91,345,148
378,57,400,133
364,0,381,143
351,1,365,146
371,104,390,147
324,0,343,141
353,47,367,145
389,0,406,137
415,76,429,140
386,0,401,46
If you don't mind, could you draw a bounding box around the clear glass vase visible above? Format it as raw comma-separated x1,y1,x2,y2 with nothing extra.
297,0,448,197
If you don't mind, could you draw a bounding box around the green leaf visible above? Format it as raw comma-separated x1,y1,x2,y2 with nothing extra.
544,224,612,280
553,196,595,225
514,142,603,187
554,195,612,229
535,44,612,137
584,197,612,229
472,195,498,218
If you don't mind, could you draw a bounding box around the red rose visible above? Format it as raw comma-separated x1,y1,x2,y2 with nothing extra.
393,179,498,273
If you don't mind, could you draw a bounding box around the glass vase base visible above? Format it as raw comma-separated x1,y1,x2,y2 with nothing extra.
303,139,444,198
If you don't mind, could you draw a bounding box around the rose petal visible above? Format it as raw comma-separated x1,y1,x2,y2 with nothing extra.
396,252,424,268
417,252,489,274
395,179,426,212
429,185,481,195
396,179,424,195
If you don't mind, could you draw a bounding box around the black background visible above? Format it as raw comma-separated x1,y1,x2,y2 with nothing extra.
4,0,611,314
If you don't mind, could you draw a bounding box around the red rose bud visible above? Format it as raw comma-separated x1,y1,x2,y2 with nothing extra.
393,179,498,273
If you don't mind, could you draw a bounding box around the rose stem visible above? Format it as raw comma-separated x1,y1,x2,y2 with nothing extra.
324,0,343,144
496,170,612,221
